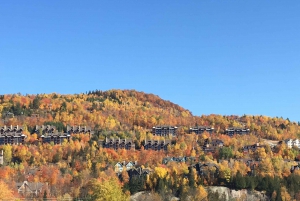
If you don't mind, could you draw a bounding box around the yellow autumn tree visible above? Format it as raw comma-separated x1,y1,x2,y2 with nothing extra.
155,167,168,179
0,181,15,200
87,178,129,201
280,186,291,201
192,185,208,201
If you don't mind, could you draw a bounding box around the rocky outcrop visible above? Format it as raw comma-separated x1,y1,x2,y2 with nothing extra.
207,186,269,201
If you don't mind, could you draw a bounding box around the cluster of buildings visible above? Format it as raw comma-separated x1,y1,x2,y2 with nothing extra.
144,139,171,151
0,125,94,145
152,125,251,137
0,125,26,145
152,126,177,137
98,137,135,150
38,125,94,144
0,123,251,146
34,125,71,144
114,161,151,179
98,137,171,152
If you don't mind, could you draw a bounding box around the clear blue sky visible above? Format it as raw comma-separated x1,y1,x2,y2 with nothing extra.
1,1,300,122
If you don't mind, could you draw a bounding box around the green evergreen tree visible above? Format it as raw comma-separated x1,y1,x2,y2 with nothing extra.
188,168,196,188
235,171,246,189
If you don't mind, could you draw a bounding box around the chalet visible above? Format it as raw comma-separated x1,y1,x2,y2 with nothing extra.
101,137,135,150
203,139,224,153
162,156,196,164
40,133,70,144
189,126,214,135
243,143,266,153
0,125,26,145
16,181,48,197
126,161,136,170
115,162,124,173
163,156,187,164
192,162,219,178
152,125,177,137
114,161,137,173
144,139,171,151
67,125,94,135
225,127,250,137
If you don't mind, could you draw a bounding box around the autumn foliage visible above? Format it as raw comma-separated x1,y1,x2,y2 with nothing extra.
0,90,300,199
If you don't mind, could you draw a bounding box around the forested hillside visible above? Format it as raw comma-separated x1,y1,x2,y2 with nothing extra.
0,90,300,200
1,89,299,140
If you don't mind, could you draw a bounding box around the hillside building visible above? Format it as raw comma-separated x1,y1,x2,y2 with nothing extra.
189,126,214,135
41,133,70,144
152,125,177,137
144,139,171,151
225,127,250,137
67,125,94,135
100,137,135,150
0,125,26,145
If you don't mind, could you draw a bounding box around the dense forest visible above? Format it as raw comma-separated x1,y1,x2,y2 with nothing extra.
0,90,300,200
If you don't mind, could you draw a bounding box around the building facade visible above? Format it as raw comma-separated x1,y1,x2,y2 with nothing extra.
41,133,70,144
144,139,171,151
152,126,177,137
100,137,135,150
67,125,94,135
225,127,250,137
189,126,214,135
0,125,26,145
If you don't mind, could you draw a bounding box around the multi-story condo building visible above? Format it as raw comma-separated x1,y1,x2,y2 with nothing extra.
144,139,171,151
225,127,250,137
100,137,135,150
40,133,70,144
67,125,94,135
0,125,26,145
152,126,177,137
189,126,214,135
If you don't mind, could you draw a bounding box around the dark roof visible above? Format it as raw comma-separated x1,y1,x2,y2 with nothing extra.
0,125,24,134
